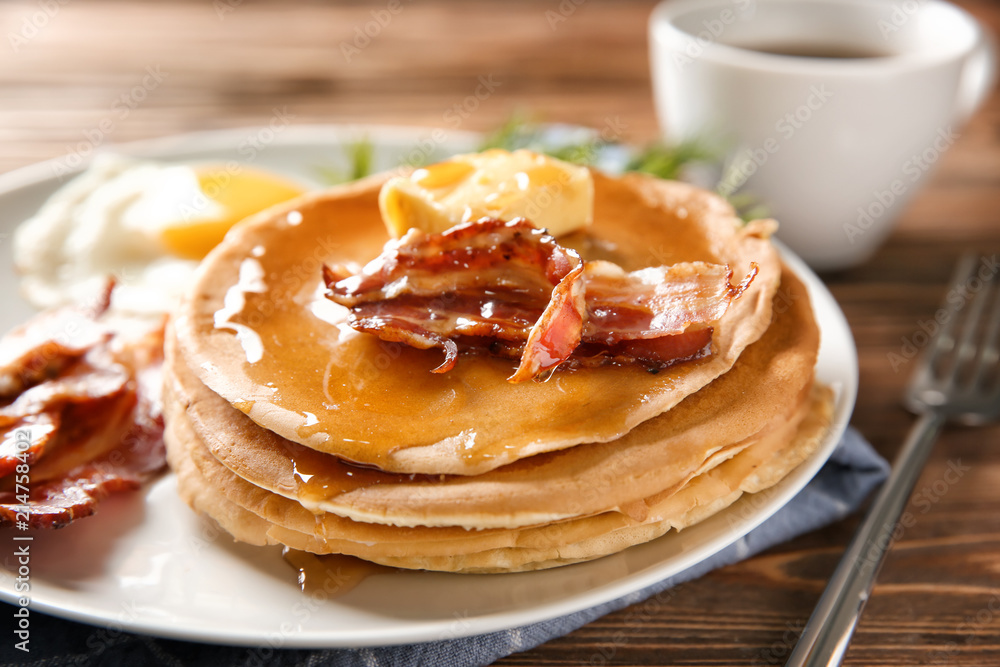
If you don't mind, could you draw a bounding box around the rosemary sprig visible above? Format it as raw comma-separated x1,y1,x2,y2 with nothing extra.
477,111,542,152
478,116,764,220
624,138,717,181
347,136,374,181
315,118,767,221
315,135,375,185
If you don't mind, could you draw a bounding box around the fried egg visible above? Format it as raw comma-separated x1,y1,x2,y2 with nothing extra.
15,154,306,318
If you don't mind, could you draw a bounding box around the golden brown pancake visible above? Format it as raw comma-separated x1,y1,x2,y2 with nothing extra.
166,376,833,573
173,171,781,475
164,265,818,529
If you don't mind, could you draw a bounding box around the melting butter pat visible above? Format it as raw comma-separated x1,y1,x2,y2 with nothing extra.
379,149,594,238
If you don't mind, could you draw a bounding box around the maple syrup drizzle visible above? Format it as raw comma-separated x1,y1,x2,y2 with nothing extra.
278,439,442,507
281,547,395,596
201,175,723,471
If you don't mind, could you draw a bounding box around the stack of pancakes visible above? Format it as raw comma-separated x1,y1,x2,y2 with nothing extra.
164,170,829,573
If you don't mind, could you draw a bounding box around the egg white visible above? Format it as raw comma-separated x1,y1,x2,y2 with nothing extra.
14,153,306,325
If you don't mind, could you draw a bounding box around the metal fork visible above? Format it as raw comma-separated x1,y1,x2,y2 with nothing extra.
786,253,1000,667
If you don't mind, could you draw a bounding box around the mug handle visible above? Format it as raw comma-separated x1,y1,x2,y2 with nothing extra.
955,22,998,124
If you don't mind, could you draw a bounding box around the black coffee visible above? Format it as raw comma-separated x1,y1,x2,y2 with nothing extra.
739,43,892,59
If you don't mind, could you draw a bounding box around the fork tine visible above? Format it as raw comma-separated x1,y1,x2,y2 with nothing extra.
788,251,999,667
924,255,976,374
949,256,994,390
915,255,978,405
969,265,1000,391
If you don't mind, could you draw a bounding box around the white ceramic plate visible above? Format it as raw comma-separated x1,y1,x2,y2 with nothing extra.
0,126,857,648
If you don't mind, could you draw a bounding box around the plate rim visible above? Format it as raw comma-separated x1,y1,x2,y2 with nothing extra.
0,124,857,648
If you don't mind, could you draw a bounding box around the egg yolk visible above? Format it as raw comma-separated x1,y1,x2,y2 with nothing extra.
160,166,305,260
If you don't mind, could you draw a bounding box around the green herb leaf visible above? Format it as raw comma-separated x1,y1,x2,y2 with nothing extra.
477,111,541,152
315,116,767,223
624,138,718,181
348,135,374,181
314,136,375,185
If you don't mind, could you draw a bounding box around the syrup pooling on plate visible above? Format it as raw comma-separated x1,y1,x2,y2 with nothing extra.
281,547,395,596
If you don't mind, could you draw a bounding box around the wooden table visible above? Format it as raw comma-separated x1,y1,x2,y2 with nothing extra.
2,1,998,664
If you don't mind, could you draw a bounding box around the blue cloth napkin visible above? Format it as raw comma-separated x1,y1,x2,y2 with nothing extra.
0,427,887,667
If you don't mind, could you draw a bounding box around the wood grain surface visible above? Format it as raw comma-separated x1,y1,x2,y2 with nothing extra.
2,1,999,664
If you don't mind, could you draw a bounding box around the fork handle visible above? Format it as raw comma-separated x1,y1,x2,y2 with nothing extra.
785,411,946,667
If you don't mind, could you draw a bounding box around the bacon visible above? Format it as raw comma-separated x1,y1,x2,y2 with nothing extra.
508,263,586,382
326,218,580,304
0,281,113,398
0,413,164,530
573,328,715,369
326,219,585,376
0,354,166,530
0,413,59,478
324,219,757,381
574,260,759,367
0,353,130,427
0,298,167,529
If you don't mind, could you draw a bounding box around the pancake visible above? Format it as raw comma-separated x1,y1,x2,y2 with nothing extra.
166,377,833,573
173,171,782,475
168,379,814,548
165,265,819,529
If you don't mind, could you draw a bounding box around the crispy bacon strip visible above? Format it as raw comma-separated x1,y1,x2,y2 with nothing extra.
575,260,759,367
326,218,580,303
0,281,113,398
0,414,59,478
324,219,757,381
583,261,757,341
0,354,130,427
0,409,164,529
0,351,166,529
0,298,167,529
326,219,585,376
508,263,586,382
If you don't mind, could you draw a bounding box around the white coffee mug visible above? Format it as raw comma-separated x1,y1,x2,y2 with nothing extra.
650,0,996,271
